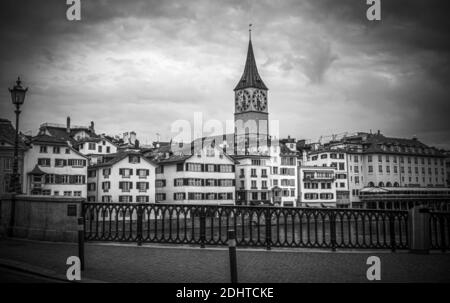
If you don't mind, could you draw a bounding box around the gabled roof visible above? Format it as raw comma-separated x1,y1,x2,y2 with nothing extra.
0,119,27,148
234,38,268,91
89,151,156,169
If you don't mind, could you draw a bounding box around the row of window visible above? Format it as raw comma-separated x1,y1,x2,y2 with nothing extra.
172,163,235,173
304,193,334,200
170,178,235,187
172,192,234,201
37,158,86,167
80,142,111,153
37,174,86,184
87,168,150,178
310,153,345,161
36,190,82,196
367,155,444,166
303,182,333,189
367,165,445,175
95,181,150,192
39,146,71,154
94,195,150,203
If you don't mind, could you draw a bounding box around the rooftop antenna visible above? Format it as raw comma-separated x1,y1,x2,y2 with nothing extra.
249,23,252,40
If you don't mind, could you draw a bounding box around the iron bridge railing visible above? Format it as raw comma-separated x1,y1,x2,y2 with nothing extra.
82,203,417,250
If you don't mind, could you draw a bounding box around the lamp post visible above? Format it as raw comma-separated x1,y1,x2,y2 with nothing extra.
7,77,27,237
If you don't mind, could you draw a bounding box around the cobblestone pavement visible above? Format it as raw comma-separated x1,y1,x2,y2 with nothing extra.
0,239,449,283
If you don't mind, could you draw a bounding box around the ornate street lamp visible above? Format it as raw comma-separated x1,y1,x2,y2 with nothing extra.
9,77,27,193
8,77,27,237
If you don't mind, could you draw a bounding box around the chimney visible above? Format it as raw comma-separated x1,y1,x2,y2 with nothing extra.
123,132,129,143
90,121,95,133
130,131,136,145
66,116,71,134
377,130,380,135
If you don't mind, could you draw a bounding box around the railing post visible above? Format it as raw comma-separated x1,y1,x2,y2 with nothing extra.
200,207,206,248
330,212,337,252
440,216,446,253
408,207,430,254
265,208,272,250
137,205,143,246
77,217,85,271
389,213,396,252
228,229,238,283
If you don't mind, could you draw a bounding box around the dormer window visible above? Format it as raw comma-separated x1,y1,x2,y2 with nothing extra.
129,155,140,164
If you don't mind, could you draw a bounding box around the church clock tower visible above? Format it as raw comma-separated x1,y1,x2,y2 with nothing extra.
234,30,269,156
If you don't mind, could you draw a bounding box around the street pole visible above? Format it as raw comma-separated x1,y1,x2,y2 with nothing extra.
8,105,21,237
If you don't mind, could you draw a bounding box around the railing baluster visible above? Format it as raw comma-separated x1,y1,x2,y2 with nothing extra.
265,208,272,250
137,205,143,246
440,215,446,252
200,206,206,248
389,213,396,252
330,212,337,251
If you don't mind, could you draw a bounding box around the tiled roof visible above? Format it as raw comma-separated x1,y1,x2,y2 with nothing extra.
31,134,68,146
89,151,155,169
28,164,46,175
234,39,268,91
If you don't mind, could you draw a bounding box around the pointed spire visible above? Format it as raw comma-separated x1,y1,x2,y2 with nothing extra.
234,27,268,91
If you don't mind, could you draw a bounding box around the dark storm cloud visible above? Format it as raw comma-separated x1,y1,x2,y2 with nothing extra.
0,0,449,148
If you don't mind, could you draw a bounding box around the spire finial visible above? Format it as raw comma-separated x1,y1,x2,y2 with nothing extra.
249,23,252,41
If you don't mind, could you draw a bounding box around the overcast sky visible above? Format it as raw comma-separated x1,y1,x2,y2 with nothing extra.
0,0,449,148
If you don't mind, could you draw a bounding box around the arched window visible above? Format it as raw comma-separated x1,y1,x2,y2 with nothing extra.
386,182,392,187
393,182,400,187
378,182,385,187
368,182,375,187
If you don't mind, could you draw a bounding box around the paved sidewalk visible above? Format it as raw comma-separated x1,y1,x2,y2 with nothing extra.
0,238,449,283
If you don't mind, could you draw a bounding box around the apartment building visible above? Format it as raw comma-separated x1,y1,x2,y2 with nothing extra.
298,166,337,207
155,144,236,205
22,135,88,197
73,135,118,165
268,142,298,206
304,149,350,207
87,151,157,203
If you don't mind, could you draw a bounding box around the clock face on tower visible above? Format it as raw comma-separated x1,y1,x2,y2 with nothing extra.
235,90,251,112
251,89,267,111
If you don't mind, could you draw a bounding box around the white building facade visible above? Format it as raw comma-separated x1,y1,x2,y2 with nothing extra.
155,145,236,205
23,135,88,197
87,152,157,203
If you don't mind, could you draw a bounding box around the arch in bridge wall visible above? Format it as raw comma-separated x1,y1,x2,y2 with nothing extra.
378,182,385,187
393,182,400,187
386,182,392,187
368,182,375,187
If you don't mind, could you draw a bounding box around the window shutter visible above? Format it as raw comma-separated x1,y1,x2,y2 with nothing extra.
136,169,140,175
232,165,235,172
119,169,123,175
130,169,133,175
119,182,123,189
173,193,176,200
130,182,133,189
146,169,149,176
183,193,186,200
184,178,188,186
201,164,205,172
146,182,149,189
129,196,133,202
